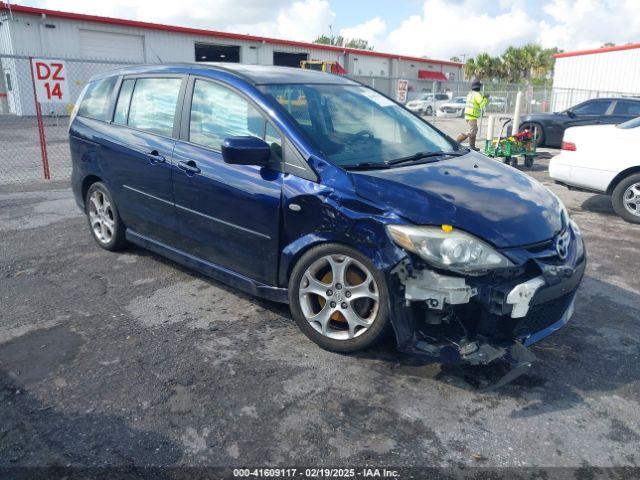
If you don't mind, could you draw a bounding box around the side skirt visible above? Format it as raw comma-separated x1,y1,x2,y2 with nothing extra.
126,230,289,304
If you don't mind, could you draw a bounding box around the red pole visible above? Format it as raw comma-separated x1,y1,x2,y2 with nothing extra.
29,57,51,180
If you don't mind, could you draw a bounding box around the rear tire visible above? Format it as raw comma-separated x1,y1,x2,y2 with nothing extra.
85,182,127,251
611,173,640,224
288,243,390,353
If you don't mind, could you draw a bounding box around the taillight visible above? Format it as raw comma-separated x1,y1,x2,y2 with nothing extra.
561,141,576,151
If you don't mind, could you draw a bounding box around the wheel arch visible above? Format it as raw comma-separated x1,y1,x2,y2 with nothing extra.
520,121,545,142
278,231,405,288
606,166,640,195
279,236,366,288
80,174,103,209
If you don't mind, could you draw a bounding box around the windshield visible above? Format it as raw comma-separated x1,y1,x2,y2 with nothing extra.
260,84,455,167
617,117,640,129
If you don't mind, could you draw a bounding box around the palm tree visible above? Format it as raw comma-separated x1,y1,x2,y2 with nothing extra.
500,44,557,86
500,46,526,83
465,53,500,81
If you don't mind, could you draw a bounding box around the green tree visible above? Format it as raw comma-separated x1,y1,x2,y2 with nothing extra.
345,38,373,50
502,44,557,86
313,35,373,50
465,53,501,81
466,45,558,86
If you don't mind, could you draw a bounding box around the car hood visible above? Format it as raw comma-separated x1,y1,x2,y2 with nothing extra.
349,152,563,248
440,102,464,108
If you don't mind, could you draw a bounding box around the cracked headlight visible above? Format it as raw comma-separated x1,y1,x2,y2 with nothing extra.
386,225,514,275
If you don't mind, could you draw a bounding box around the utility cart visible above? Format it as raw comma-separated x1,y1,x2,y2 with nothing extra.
484,117,538,168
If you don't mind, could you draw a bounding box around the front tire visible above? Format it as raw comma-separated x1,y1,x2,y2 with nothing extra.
288,244,390,353
85,182,127,251
612,174,640,224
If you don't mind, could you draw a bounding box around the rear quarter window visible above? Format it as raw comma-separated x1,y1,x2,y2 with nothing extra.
613,100,640,116
77,77,117,122
113,79,136,125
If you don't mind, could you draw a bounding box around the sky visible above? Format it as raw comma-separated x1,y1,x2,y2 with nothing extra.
18,0,640,60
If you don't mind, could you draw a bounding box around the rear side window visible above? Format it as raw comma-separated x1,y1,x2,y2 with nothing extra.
113,79,135,125
77,77,117,121
613,100,640,116
189,79,266,150
572,100,610,116
127,78,182,137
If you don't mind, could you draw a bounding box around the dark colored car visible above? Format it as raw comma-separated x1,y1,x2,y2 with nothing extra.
520,97,640,147
70,64,585,386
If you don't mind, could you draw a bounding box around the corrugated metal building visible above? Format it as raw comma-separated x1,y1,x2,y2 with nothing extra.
0,2,463,115
552,43,640,111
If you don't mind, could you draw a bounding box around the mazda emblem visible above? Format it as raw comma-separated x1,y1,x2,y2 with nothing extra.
554,231,570,260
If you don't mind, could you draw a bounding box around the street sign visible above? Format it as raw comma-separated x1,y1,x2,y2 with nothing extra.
31,59,69,104
396,79,409,103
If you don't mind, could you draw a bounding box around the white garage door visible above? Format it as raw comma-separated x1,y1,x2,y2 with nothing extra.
79,30,144,62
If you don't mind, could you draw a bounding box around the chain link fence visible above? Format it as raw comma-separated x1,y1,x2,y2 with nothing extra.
1,54,639,185
0,54,130,184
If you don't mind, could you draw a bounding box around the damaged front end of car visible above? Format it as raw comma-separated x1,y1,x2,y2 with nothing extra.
385,220,586,390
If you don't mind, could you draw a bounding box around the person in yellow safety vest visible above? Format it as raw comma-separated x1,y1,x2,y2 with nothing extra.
456,79,489,150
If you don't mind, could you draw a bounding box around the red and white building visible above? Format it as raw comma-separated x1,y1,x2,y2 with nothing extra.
0,2,463,115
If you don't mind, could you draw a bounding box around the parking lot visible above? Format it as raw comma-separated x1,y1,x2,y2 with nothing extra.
1,126,639,470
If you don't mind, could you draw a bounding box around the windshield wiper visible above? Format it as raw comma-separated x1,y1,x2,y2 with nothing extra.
387,149,469,166
343,162,391,171
343,148,469,171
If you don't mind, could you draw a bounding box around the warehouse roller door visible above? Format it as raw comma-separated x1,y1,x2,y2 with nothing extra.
79,30,144,62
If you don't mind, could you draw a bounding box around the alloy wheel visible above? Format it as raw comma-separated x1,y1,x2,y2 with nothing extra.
298,254,380,340
623,182,640,217
88,189,115,244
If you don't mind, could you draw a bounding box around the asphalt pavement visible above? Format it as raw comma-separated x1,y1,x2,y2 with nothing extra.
1,156,639,469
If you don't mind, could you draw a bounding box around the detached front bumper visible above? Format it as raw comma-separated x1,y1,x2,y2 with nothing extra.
386,226,586,386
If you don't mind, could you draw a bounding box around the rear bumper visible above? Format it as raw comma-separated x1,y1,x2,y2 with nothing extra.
548,153,572,183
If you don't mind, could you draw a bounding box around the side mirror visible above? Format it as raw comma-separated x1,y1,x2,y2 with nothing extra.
221,136,271,166
566,109,576,118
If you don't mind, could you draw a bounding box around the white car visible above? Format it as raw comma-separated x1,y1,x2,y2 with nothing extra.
488,96,507,112
549,117,640,223
406,93,450,116
436,96,467,117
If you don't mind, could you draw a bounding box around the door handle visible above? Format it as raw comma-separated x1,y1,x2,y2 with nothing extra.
148,150,166,165
177,160,201,176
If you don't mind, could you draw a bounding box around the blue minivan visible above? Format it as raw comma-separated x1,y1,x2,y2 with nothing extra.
70,63,585,384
